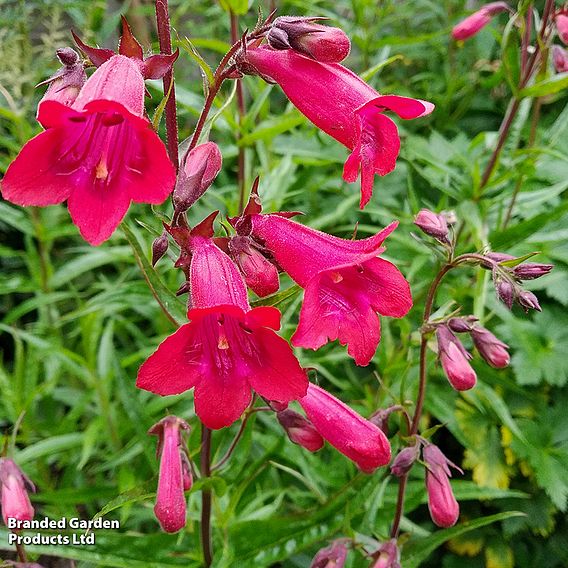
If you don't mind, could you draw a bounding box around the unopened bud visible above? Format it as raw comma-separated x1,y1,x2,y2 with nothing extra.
310,539,348,568
447,317,476,333
436,326,477,391
152,232,169,266
413,209,449,243
495,277,515,309
268,16,351,63
518,290,541,312
557,13,568,45
471,326,510,368
390,445,420,477
173,142,222,213
228,235,280,297
513,262,553,280
552,45,568,73
175,281,191,297
277,409,324,452
451,2,510,41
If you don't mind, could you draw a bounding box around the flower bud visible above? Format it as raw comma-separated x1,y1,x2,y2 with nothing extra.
471,326,510,368
277,409,325,452
513,262,553,281
447,317,476,333
371,539,401,568
423,444,462,528
0,458,35,526
148,416,191,533
173,142,222,212
557,13,568,45
310,539,348,568
268,17,351,63
152,232,169,267
552,45,568,73
518,290,541,312
485,252,514,264
413,209,449,243
451,2,510,41
36,47,86,122
299,384,391,473
495,277,515,309
228,235,280,297
390,445,420,477
368,405,402,436
436,326,477,391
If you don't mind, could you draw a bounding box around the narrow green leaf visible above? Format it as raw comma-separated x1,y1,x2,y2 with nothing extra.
519,73,568,98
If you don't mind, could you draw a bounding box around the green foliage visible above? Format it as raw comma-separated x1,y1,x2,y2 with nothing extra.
0,0,567,567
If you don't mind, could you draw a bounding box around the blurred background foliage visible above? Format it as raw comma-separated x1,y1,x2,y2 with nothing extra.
1,0,567,566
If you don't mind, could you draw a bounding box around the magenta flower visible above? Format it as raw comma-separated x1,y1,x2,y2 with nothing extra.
423,444,462,528
241,46,433,208
277,409,325,452
371,539,401,568
137,233,307,429
436,326,477,391
299,384,391,473
310,539,349,568
471,326,510,368
148,416,191,533
553,45,568,73
267,17,351,63
451,2,510,41
0,458,35,526
241,212,412,365
1,55,175,245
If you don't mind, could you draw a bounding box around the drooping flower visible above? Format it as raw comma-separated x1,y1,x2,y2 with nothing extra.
371,539,402,568
423,444,462,528
0,458,35,526
299,383,391,472
471,325,510,368
233,208,412,365
1,54,175,245
240,46,433,208
310,539,349,568
137,226,307,429
276,409,324,452
173,142,222,213
148,416,191,533
436,325,477,390
451,2,510,41
267,16,351,63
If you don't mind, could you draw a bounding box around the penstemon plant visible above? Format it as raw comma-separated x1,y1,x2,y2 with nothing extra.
0,1,565,567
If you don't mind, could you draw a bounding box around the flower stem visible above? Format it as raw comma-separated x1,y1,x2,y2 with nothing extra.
155,0,179,169
15,540,27,562
230,11,247,214
200,424,213,567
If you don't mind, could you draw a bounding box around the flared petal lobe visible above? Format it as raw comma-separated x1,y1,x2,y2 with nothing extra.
299,384,391,472
1,55,175,246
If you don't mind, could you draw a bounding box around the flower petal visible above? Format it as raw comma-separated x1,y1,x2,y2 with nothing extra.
367,95,435,119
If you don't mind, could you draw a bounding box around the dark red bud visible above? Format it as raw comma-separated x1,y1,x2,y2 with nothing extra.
447,317,476,333
496,277,515,310
513,263,553,280
277,409,324,452
390,445,420,477
518,290,541,312
152,232,169,266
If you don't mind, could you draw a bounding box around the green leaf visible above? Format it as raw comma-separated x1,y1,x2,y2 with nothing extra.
217,0,249,15
401,511,525,568
499,251,539,268
519,73,568,98
176,35,215,87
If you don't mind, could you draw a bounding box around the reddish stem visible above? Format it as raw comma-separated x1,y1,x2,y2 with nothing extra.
155,0,179,169
200,425,213,567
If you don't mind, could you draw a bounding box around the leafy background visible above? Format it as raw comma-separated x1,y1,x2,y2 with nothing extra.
1,0,567,566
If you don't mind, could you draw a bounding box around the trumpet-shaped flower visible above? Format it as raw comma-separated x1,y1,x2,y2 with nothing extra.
1,55,175,245
299,384,391,472
451,2,510,41
241,46,433,208
242,212,412,365
436,326,477,390
137,234,307,429
0,458,35,526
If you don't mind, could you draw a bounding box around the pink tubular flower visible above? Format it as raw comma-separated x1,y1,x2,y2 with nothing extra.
451,2,510,41
423,444,462,528
173,142,223,212
241,46,433,208
1,55,175,245
310,539,349,568
148,416,190,533
0,458,35,526
267,16,351,63
299,384,391,472
277,409,325,452
557,13,568,45
242,212,412,365
228,235,280,297
471,326,510,368
137,232,307,429
436,326,477,390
